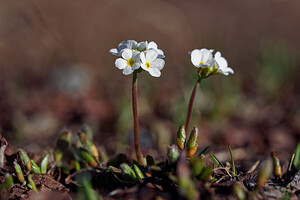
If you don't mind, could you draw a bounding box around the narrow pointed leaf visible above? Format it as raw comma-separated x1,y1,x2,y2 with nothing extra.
30,160,41,174
18,149,32,172
41,154,49,174
133,164,145,179
14,161,25,184
228,145,236,177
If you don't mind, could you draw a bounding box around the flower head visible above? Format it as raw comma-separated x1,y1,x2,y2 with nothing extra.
190,48,215,68
111,40,165,76
115,49,141,75
146,41,165,58
190,48,234,79
214,52,234,76
140,49,165,77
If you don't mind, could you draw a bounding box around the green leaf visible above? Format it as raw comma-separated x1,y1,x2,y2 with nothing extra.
228,145,236,177
293,143,300,168
40,154,49,174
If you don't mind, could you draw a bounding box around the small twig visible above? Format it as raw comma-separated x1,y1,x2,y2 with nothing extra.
288,153,295,172
215,176,226,183
0,134,8,168
247,160,260,174
213,167,232,177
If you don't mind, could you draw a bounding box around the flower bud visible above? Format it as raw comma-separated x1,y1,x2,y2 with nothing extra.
120,163,137,182
78,132,99,162
54,128,72,162
56,128,72,150
167,145,180,164
271,151,282,178
81,124,93,139
18,149,32,172
14,161,25,184
79,148,98,168
186,126,200,158
133,164,145,179
176,125,186,151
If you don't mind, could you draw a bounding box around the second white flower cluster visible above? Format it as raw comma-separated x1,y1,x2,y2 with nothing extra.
190,48,234,78
110,40,165,77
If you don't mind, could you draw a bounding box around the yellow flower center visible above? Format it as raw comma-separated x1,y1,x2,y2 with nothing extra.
145,62,151,69
199,61,205,65
127,59,135,67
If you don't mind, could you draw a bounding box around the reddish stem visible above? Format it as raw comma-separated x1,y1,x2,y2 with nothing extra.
185,81,200,135
132,72,143,165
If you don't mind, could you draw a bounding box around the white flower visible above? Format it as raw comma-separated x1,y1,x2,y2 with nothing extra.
140,49,165,77
214,52,234,76
190,48,215,68
146,41,165,58
190,48,234,79
115,49,141,75
110,40,138,56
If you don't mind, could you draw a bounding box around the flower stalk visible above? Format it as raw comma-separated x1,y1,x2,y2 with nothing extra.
185,80,200,134
132,72,143,165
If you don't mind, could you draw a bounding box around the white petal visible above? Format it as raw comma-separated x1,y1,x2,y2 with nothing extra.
118,41,129,51
200,49,213,63
215,51,222,58
109,48,119,56
132,62,141,70
146,50,158,63
191,49,201,67
140,52,146,64
226,67,234,74
148,68,161,77
126,40,138,49
220,67,234,75
122,66,134,75
132,51,140,62
122,49,133,60
118,40,129,47
137,41,147,51
206,58,216,67
215,55,228,70
151,58,165,70
148,41,158,49
156,49,165,58
115,58,127,69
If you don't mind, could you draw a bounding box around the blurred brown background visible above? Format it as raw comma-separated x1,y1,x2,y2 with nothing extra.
0,0,299,159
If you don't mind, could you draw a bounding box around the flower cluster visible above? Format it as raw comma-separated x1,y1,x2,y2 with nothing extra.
190,48,234,80
110,40,165,77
